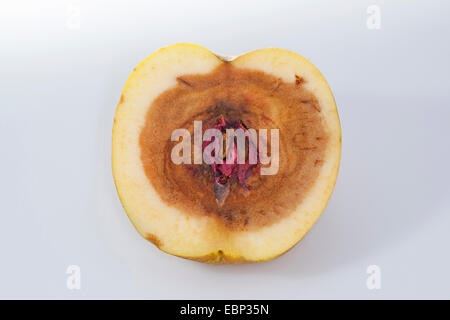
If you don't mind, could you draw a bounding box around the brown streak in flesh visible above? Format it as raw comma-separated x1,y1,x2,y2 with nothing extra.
301,99,321,112
295,75,305,86
177,77,193,87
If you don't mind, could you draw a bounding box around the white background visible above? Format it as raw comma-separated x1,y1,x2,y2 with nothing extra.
1,0,450,299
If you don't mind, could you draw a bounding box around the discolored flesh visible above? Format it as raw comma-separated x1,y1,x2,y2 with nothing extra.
139,63,329,231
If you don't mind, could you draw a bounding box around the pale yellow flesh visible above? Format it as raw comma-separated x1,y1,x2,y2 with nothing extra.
112,43,341,263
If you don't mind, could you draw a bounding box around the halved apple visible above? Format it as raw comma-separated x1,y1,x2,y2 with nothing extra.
112,43,341,264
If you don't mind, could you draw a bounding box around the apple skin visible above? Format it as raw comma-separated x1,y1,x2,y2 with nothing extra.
145,233,290,264
112,43,341,264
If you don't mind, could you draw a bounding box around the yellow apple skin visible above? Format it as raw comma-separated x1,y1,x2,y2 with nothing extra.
112,43,341,264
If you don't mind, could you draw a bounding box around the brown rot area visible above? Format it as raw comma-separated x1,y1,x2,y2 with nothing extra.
145,233,162,247
140,63,329,231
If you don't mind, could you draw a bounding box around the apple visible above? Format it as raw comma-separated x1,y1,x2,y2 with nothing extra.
112,43,341,264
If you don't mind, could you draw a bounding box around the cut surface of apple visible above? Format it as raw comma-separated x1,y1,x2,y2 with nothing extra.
112,43,341,264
